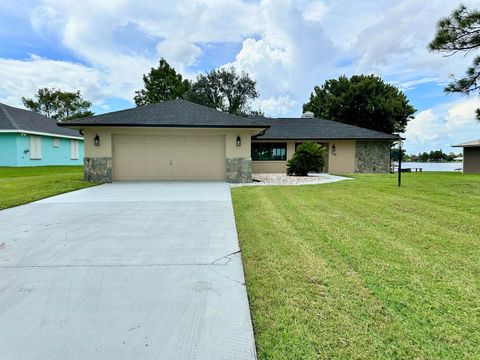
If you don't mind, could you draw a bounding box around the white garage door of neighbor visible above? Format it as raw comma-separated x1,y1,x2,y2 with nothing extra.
113,134,226,181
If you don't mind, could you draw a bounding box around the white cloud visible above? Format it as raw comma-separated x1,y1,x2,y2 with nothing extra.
445,97,480,127
390,77,439,91
228,0,338,111
156,40,202,69
0,55,106,107
302,1,328,22
404,97,480,153
352,0,479,82
260,95,300,117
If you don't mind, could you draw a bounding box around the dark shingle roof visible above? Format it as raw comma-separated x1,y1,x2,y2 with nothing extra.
253,117,400,141
60,99,267,129
0,103,82,138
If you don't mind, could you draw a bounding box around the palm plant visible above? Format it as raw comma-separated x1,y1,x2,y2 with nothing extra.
287,142,326,176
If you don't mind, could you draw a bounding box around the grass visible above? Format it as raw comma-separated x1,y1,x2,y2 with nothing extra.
231,172,480,359
0,166,97,210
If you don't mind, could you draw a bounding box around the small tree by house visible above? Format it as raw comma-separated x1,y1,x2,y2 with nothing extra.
184,66,261,117
287,142,326,176
22,88,94,122
134,58,191,106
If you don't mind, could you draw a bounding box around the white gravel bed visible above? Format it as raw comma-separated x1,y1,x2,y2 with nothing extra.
231,173,352,187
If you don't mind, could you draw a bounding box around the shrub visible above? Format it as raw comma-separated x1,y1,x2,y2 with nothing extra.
287,142,326,176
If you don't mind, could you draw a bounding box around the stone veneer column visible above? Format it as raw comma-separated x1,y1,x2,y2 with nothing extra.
355,141,391,173
84,157,113,182
226,158,252,183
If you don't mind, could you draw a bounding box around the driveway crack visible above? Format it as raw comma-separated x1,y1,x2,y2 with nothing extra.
210,250,241,265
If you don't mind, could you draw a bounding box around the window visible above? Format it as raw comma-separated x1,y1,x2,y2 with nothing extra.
29,136,42,160
53,137,60,148
70,140,79,160
252,143,287,161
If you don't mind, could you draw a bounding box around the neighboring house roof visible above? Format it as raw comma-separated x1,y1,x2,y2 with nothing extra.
0,102,83,139
453,139,480,147
252,117,401,141
61,99,268,129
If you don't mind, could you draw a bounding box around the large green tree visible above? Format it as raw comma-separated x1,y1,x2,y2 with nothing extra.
134,58,190,106
185,66,260,116
303,75,415,134
22,88,94,122
429,4,480,120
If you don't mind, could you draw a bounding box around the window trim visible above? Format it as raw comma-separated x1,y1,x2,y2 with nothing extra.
70,139,79,160
29,135,42,160
53,137,60,148
252,142,287,161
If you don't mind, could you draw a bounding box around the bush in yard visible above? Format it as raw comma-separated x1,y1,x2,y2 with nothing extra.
287,142,326,176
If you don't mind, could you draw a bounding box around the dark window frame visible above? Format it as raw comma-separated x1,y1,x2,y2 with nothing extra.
252,142,287,161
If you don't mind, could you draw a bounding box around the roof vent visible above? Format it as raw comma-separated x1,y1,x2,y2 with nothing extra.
301,111,314,118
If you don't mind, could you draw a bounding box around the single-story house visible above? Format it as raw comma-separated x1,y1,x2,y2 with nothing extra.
453,139,480,173
61,99,399,183
0,103,84,166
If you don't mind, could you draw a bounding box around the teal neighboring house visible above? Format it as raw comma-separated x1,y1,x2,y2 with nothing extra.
0,102,84,166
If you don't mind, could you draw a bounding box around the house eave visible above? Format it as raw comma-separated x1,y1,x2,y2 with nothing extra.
59,123,269,130
252,137,400,141
0,129,83,140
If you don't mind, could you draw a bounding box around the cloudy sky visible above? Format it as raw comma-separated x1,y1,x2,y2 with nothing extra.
1,0,479,154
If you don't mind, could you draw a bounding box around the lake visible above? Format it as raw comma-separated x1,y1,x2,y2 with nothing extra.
401,162,462,172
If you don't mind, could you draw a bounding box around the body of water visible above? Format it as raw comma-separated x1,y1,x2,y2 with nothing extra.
400,162,462,172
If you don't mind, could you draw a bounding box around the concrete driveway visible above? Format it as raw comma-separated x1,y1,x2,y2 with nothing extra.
0,182,256,360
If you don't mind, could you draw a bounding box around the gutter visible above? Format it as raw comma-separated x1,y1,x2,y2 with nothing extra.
252,137,402,141
58,123,270,129
0,129,83,140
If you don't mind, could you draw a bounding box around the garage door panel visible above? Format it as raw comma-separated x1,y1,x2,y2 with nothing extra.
113,134,226,181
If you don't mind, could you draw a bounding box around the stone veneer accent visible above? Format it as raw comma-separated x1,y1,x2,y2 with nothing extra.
355,141,391,173
84,157,112,183
226,158,252,183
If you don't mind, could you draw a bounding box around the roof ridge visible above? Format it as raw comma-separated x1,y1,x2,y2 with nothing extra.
178,99,265,124
317,118,395,135
0,103,20,130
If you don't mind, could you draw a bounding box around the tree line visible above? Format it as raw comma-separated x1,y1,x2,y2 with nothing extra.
22,62,416,135
391,148,462,162
21,3,478,133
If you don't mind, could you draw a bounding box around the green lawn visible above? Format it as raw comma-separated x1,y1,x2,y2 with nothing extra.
0,166,97,210
232,172,480,359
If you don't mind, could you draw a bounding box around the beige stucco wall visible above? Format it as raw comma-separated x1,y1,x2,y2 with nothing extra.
327,140,356,174
83,127,255,159
463,147,480,173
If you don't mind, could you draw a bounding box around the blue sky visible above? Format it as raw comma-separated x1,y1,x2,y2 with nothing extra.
0,0,479,154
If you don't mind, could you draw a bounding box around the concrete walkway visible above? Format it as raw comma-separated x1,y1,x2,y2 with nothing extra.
0,182,256,360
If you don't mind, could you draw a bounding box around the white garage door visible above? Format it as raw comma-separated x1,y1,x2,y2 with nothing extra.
113,134,226,181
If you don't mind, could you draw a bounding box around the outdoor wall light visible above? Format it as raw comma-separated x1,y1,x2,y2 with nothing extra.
94,134,100,146
236,135,241,147
331,144,336,155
